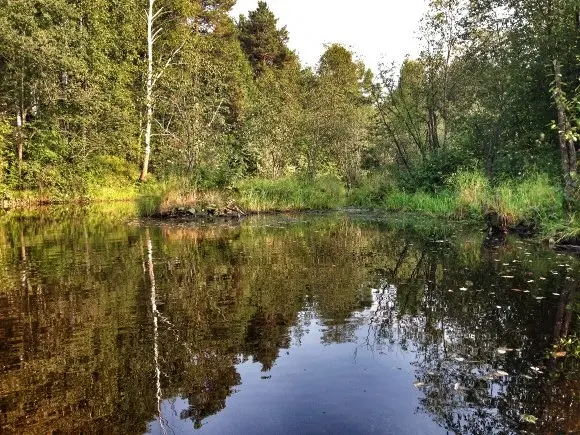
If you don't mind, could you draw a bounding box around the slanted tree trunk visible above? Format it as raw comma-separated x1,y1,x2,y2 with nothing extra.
553,60,577,204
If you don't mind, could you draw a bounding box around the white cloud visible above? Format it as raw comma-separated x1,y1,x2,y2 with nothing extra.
231,0,428,71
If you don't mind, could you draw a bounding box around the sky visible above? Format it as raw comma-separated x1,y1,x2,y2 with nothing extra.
230,0,429,71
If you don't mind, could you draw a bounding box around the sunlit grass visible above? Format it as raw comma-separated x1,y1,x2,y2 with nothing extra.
381,190,458,216
137,176,347,217
236,176,345,212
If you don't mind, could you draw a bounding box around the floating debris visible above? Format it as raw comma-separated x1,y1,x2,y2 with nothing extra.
459,287,468,291
511,288,522,292
501,275,515,279
413,382,425,388
527,279,535,283
539,277,547,280
494,370,509,377
453,357,465,362
552,292,561,296
535,296,545,300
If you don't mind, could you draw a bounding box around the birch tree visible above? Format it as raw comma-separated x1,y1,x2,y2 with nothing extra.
140,0,183,181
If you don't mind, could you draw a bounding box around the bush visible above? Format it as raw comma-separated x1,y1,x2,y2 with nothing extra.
396,148,471,193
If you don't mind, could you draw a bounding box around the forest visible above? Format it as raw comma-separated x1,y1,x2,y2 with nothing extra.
0,0,579,236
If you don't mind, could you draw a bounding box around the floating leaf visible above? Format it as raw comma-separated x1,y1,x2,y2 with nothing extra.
554,351,567,358
521,414,537,424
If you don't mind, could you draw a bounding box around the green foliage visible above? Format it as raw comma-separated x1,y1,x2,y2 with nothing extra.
397,148,471,193
238,1,294,75
347,173,395,208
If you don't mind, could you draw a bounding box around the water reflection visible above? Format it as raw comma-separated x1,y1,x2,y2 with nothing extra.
0,208,578,434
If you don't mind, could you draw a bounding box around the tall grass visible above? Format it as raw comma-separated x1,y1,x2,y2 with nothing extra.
235,176,345,211
382,190,457,216
137,176,347,217
136,169,567,241
450,170,562,225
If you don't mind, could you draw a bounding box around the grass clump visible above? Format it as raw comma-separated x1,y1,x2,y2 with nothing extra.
491,174,562,225
452,170,490,218
235,176,346,212
381,190,457,216
449,170,562,226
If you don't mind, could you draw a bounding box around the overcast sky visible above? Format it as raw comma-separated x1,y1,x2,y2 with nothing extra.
230,0,429,71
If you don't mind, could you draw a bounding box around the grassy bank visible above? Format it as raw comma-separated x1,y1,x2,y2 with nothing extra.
137,176,347,217
349,170,573,240
137,170,571,241
9,168,574,242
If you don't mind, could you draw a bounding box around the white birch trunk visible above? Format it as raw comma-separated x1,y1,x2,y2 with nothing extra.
140,0,155,181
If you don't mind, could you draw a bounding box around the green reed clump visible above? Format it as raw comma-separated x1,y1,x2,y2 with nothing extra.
236,176,346,212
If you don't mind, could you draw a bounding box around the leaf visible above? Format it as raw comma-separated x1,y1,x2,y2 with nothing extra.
521,414,537,424
554,351,567,358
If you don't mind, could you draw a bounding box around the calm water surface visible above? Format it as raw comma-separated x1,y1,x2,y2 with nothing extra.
0,206,578,434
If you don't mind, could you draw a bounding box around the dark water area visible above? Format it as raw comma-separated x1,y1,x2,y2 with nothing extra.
0,206,578,434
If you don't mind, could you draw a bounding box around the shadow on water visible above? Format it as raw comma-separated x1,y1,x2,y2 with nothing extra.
0,207,578,434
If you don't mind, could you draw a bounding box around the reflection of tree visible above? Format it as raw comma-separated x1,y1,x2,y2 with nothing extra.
146,229,168,434
0,211,579,434
179,353,242,429
244,309,291,371
358,231,580,434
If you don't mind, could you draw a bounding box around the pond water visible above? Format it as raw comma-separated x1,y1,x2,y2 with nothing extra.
0,206,578,434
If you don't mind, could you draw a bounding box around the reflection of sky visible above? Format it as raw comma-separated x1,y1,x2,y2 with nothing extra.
147,308,445,434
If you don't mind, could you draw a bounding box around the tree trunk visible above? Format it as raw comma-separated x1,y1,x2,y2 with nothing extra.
553,60,577,203
16,110,25,178
140,0,155,182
